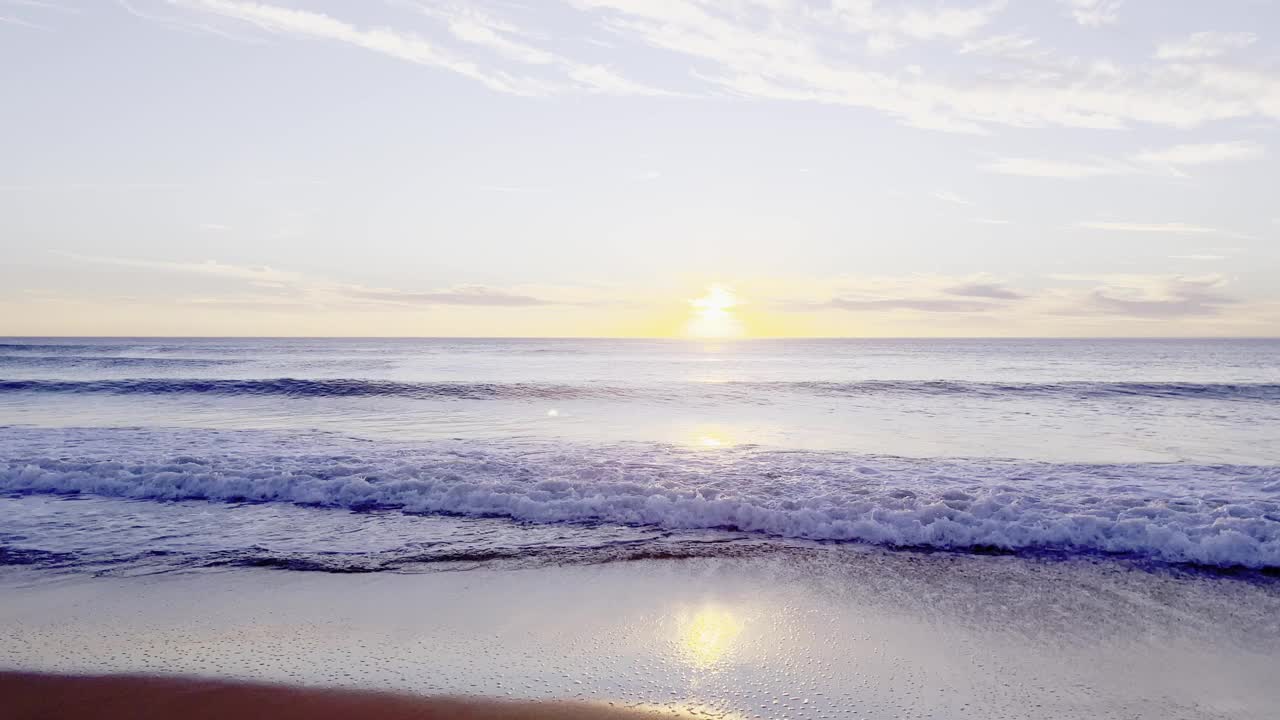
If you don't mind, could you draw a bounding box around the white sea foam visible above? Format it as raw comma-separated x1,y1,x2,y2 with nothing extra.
2,428,1278,568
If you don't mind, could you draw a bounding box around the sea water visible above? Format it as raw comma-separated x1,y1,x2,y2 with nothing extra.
2,337,1278,572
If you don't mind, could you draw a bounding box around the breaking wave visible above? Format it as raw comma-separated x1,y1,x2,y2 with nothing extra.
3,378,1279,402
2,428,1277,569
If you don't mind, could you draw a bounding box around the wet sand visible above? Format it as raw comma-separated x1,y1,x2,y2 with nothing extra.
1,672,690,719
2,550,1278,719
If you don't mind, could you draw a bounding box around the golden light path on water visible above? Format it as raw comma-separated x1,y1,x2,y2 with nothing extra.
678,606,745,669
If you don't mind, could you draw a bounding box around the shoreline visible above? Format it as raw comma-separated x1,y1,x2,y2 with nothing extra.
3,552,1278,719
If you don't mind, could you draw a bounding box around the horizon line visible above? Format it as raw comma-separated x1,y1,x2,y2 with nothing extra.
3,335,1278,341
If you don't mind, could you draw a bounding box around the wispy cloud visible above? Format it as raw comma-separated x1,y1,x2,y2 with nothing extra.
1132,141,1263,167
57,251,587,309
3,0,78,27
933,190,975,206
148,0,669,97
345,286,556,307
56,251,306,285
932,192,1012,225
784,274,1028,315
567,63,672,96
118,0,265,44
1078,222,1221,234
1061,275,1236,318
1080,222,1260,243
166,0,551,95
408,1,670,95
984,156,1137,179
128,0,1280,135
0,13,51,29
987,141,1265,179
1061,0,1123,27
944,281,1026,300
1156,32,1256,61
820,297,1000,313
958,32,1040,58
3,0,79,10
413,3,558,65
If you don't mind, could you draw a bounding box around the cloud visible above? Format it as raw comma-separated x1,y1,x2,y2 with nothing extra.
959,32,1039,57
1062,0,1122,27
1077,222,1222,234
567,63,672,96
1132,141,1263,166
416,4,558,65
987,141,1265,179
821,297,1000,313
944,281,1026,300
56,251,577,309
1156,32,1256,61
118,0,265,43
775,272,1256,326
785,274,1027,314
57,251,304,284
974,218,1012,225
0,13,50,29
830,0,1009,41
166,0,552,95
893,1,1007,40
408,1,670,95
865,33,905,56
1065,275,1236,318
4,0,79,10
139,0,1280,134
933,190,975,206
2,0,78,29
1169,254,1227,261
984,156,1137,179
149,0,669,97
345,286,556,307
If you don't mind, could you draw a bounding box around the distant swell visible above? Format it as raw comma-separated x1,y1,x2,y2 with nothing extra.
0,356,240,369
2,428,1278,569
3,378,1279,402
740,380,1280,402
0,378,589,400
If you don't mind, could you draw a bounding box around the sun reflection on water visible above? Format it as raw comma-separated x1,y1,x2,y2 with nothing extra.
684,424,738,450
678,606,744,669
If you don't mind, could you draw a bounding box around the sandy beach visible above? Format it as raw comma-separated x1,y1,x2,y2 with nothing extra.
0,673,716,720
2,548,1277,719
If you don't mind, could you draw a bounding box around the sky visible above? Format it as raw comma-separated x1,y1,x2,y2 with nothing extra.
2,0,1279,337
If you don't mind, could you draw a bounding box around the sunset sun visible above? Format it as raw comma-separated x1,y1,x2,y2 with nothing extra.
686,285,745,338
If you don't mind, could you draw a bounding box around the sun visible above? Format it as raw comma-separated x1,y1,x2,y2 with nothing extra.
686,285,745,338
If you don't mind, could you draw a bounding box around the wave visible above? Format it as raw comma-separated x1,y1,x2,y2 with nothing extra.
737,380,1280,402
2,377,1279,402
0,343,110,353
2,428,1277,569
0,356,241,369
0,378,590,400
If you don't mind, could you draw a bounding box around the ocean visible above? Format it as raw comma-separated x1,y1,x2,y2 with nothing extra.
2,337,1278,574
